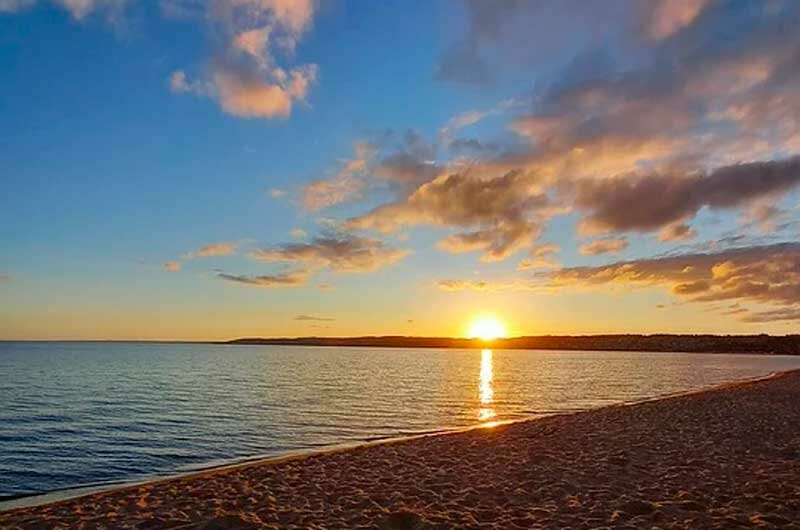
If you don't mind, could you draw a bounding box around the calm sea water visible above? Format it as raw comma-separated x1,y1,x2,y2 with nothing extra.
2,342,800,500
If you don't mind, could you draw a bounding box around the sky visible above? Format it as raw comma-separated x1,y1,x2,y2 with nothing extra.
1,0,800,340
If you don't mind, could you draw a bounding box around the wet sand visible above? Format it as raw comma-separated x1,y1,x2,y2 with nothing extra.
3,371,800,530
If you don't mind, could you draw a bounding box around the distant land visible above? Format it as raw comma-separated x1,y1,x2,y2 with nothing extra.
225,334,800,355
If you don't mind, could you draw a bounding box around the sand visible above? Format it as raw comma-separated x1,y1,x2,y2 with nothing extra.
3,371,800,530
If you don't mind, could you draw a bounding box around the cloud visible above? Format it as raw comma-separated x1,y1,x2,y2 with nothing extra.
439,109,490,146
168,70,191,92
658,223,697,242
517,243,561,270
439,100,518,146
187,242,238,258
437,279,494,291
251,234,409,273
531,243,560,257
436,0,634,85
229,0,800,277
217,268,309,287
326,3,800,265
465,1,800,232
168,70,211,95
641,0,709,41
164,262,182,272
269,188,287,199
741,307,800,323
448,138,500,158
370,132,440,191
550,242,800,321
301,142,374,210
574,156,800,235
289,228,307,238
208,63,317,119
579,237,629,256
436,223,539,262
374,153,440,189
233,27,270,64
437,278,539,292
744,203,788,233
0,273,11,283
300,134,442,212
169,0,318,119
293,314,334,321
164,242,238,272
718,303,748,317
348,170,552,261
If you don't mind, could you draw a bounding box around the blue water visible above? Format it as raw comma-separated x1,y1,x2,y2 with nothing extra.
1,342,799,500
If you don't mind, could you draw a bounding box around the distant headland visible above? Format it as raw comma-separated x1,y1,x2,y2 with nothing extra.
224,334,800,355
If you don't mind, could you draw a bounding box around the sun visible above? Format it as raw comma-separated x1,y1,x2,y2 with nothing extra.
468,315,507,341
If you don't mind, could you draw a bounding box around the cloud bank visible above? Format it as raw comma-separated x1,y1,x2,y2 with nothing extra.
550,242,800,322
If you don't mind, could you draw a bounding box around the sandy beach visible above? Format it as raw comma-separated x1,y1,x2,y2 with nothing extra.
3,371,800,530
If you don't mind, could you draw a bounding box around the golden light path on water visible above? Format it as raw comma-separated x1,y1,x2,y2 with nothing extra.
478,349,496,422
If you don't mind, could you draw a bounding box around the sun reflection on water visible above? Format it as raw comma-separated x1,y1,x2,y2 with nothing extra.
478,349,496,422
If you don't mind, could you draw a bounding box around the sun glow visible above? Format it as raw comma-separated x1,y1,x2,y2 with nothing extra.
468,315,507,341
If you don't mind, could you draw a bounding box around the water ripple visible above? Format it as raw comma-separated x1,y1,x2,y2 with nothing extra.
2,341,800,498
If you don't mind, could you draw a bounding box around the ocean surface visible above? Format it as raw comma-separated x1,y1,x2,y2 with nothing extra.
2,342,800,501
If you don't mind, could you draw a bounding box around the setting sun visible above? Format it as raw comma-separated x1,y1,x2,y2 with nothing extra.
468,316,507,341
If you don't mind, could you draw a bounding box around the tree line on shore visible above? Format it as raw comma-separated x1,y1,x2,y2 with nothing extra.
225,334,800,355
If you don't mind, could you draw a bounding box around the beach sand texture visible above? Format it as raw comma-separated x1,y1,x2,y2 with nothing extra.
2,370,799,530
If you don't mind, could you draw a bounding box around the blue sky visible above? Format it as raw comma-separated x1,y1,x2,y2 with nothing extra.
2,0,800,339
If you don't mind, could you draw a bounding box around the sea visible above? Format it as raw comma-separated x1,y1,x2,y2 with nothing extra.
2,341,799,504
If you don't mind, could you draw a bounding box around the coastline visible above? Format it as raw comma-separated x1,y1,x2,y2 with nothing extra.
3,369,799,528
223,334,800,355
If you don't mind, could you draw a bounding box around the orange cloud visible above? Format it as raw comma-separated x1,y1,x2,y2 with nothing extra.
212,64,316,119
659,223,697,242
233,27,270,63
188,242,238,258
550,242,800,322
163,262,182,272
517,243,561,271
579,237,629,256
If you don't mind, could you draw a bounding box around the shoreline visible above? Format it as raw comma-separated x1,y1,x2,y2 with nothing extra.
1,369,795,520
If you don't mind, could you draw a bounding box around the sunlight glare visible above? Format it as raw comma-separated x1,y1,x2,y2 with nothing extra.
468,315,507,341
